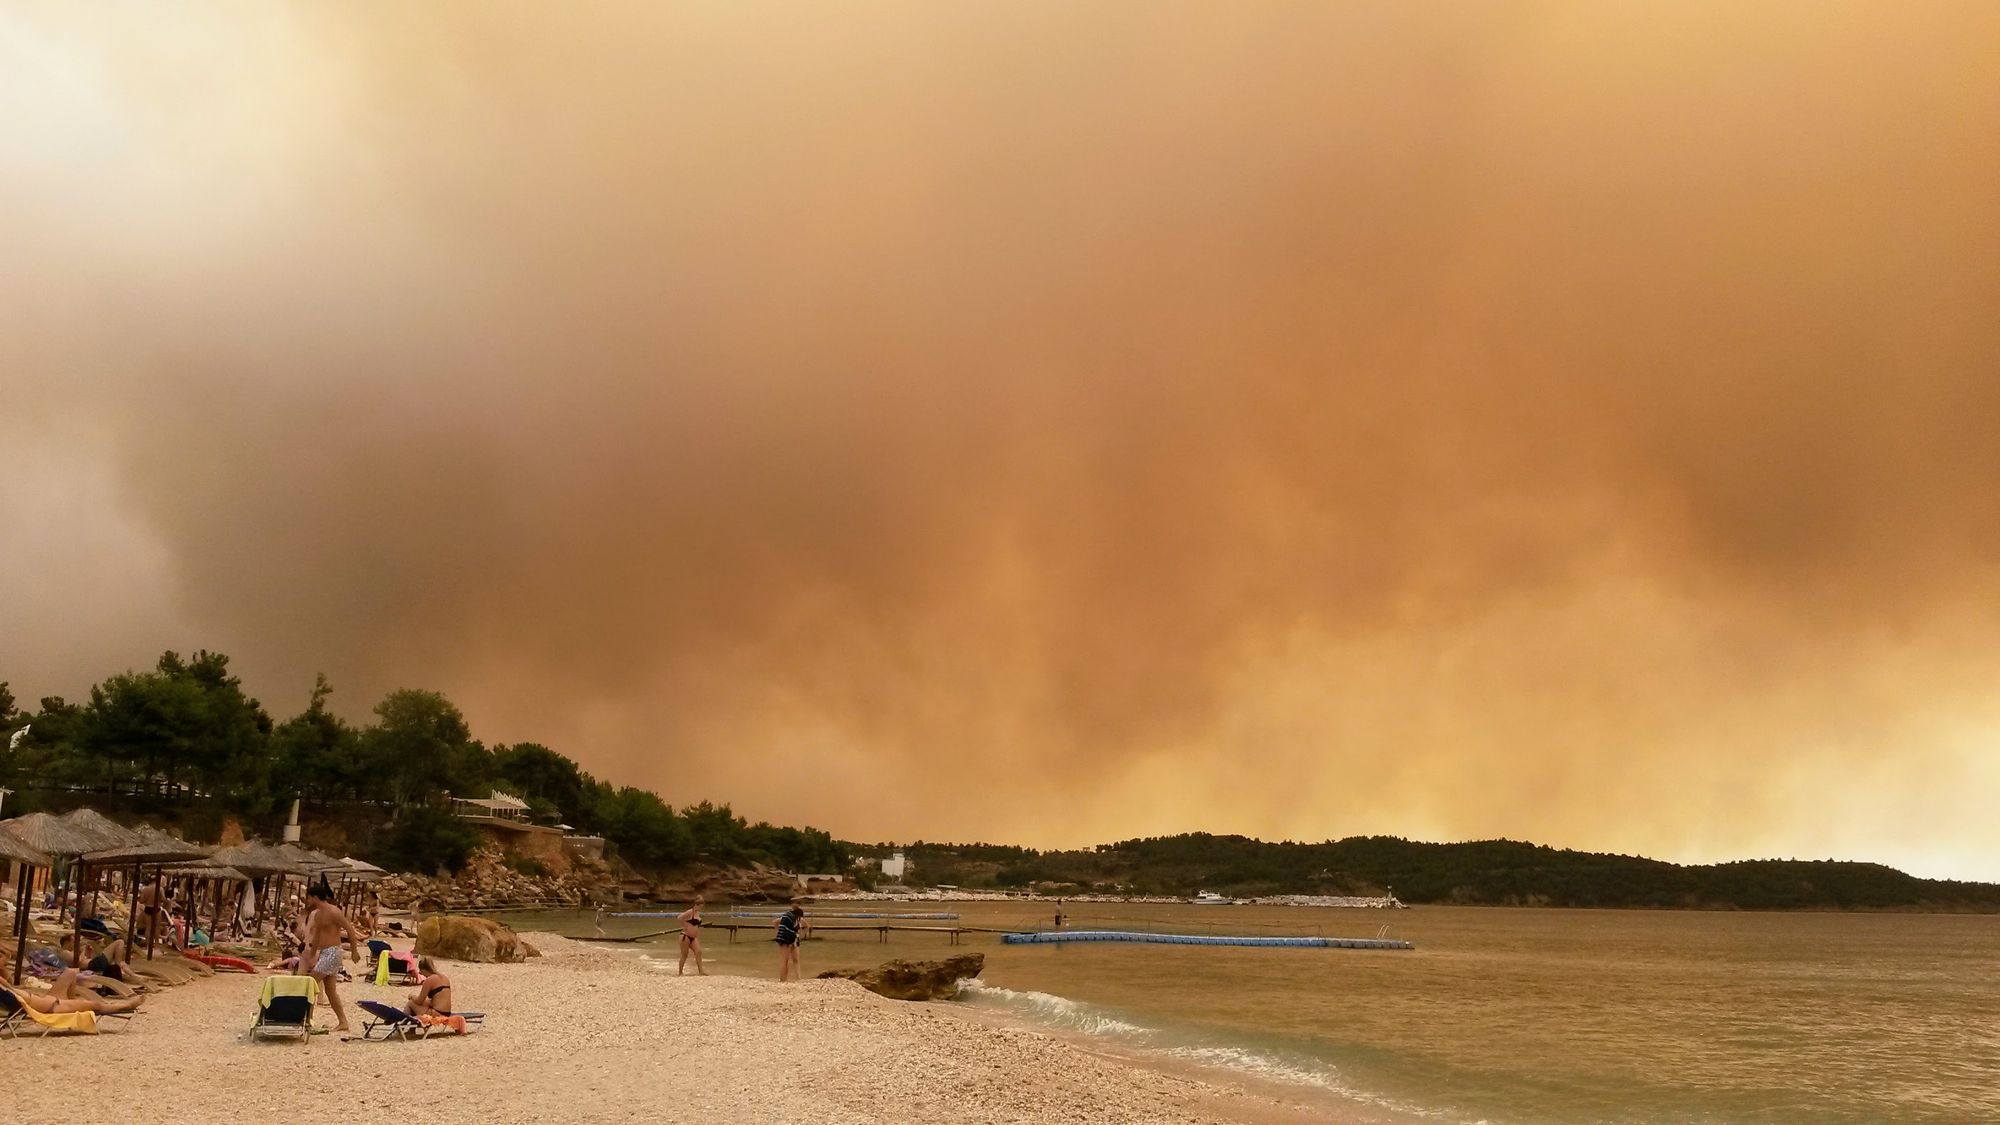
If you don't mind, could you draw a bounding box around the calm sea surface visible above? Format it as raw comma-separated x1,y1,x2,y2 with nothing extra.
502,902,2000,1123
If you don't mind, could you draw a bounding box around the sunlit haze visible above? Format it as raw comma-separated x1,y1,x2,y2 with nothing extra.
3,3,1997,879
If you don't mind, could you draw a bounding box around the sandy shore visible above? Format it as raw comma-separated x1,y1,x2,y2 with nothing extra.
4,933,1348,1123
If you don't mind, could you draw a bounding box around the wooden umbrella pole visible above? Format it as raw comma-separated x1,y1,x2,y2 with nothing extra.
70,860,89,969
124,862,144,963
10,870,32,985
144,869,164,960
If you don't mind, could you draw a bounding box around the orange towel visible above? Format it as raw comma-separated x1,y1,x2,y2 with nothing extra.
418,1012,468,1034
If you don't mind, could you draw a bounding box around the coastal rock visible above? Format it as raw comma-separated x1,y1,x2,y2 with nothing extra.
817,953,984,1001
415,914,534,963
374,844,618,912
646,862,807,904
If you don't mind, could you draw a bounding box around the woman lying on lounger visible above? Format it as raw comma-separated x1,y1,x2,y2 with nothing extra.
10,969,144,1015
404,957,452,1017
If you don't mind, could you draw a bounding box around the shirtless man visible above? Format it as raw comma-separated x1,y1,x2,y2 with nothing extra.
299,879,364,1032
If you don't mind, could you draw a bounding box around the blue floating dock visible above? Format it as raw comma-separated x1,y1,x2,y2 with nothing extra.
1000,929,1414,949
608,910,961,920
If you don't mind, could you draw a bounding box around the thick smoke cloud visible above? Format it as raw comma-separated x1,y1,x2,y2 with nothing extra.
3,3,1997,876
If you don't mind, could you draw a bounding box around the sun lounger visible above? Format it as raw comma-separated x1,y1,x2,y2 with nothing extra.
0,984,134,1037
251,975,318,1044
355,999,484,1041
373,949,419,986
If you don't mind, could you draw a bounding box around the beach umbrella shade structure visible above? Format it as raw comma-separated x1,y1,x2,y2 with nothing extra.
92,826,214,961
157,859,250,942
338,856,388,913
213,841,316,935
274,842,350,906
0,827,53,986
63,810,213,966
3,811,131,984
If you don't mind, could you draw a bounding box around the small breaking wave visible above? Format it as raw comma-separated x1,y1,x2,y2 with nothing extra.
960,979,1451,1119
959,979,1152,1037
1164,1044,1345,1090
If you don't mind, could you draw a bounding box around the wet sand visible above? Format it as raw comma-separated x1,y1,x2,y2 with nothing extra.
4,933,1341,1123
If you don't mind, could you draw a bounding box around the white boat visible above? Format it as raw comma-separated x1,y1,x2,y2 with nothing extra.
1190,890,1235,905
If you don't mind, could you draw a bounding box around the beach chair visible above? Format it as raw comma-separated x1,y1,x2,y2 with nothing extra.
355,999,484,1041
0,984,130,1037
373,949,419,986
251,975,318,1044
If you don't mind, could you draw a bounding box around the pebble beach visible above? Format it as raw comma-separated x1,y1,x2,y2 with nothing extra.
4,933,1335,1124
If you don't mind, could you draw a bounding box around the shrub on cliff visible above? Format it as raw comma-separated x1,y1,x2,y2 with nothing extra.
378,806,484,875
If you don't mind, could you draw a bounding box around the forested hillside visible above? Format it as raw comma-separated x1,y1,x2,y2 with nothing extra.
0,652,843,876
856,834,2000,911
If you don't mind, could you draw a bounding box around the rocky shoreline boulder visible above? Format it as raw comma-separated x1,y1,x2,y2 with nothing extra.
415,914,539,963
817,953,983,1001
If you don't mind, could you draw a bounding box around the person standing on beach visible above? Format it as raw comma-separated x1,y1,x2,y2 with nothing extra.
677,895,707,976
774,905,808,982
299,879,364,1032
1054,899,1066,928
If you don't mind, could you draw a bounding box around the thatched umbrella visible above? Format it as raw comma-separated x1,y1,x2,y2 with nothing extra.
213,841,314,935
3,812,115,985
62,810,209,965
0,827,52,986
157,858,250,942
91,826,214,960
273,842,349,912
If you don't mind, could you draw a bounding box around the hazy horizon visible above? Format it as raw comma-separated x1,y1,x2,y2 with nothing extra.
4,4,1997,881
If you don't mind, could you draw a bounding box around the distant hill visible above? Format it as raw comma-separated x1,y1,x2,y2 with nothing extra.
846,834,2000,912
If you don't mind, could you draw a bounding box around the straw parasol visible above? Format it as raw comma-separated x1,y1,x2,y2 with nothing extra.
2,811,109,857
58,807,146,848
2,813,98,985
0,830,50,868
341,856,388,881
211,841,307,876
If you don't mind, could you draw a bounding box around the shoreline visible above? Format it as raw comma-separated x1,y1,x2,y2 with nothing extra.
7,932,1381,1124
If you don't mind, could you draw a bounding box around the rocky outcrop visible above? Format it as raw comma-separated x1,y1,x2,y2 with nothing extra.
643,862,812,904
376,845,618,912
817,953,983,1001
414,914,539,963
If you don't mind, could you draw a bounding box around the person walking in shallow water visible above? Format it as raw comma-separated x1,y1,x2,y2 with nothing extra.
775,905,808,981
677,895,707,975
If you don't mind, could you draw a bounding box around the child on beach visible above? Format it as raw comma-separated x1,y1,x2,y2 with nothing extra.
774,905,809,982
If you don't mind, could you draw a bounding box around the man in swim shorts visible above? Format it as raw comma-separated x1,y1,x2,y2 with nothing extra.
299,879,363,1032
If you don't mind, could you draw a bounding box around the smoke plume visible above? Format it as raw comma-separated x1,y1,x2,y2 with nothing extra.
3,3,1997,876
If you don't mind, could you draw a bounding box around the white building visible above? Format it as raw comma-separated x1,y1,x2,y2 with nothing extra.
880,851,909,879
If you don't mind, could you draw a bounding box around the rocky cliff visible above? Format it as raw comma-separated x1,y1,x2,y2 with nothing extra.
376,844,619,911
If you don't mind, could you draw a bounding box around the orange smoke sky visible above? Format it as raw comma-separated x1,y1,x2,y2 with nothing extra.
2,3,1997,878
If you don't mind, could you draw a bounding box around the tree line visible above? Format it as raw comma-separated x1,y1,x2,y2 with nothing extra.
0,652,844,877
860,833,2000,912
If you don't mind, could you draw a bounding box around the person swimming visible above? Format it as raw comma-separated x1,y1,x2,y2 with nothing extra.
676,895,707,976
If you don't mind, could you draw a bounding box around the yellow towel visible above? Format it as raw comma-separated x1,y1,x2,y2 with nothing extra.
3,987,99,1035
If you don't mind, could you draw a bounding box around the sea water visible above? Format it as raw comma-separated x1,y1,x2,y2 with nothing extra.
510,902,2000,1123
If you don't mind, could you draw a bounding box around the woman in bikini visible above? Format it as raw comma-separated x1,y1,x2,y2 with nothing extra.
676,895,706,976
8,968,144,1015
405,956,452,1017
